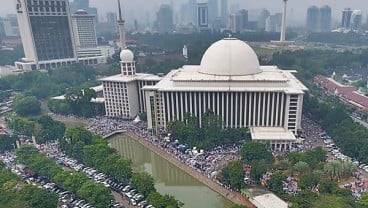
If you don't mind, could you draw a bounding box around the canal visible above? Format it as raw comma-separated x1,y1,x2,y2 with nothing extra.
109,134,234,208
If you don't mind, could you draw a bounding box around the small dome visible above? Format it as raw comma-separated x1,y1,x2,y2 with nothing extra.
120,49,134,62
199,38,261,76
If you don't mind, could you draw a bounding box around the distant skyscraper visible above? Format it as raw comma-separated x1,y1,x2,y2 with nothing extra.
351,10,363,30
72,10,97,48
341,8,353,28
156,4,174,33
265,13,282,32
238,9,248,30
106,12,117,25
306,6,319,32
71,0,98,23
207,0,218,26
229,13,241,33
16,0,76,70
319,5,331,32
220,0,228,26
197,2,209,29
258,9,270,30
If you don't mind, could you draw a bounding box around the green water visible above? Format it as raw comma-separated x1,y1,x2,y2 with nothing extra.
109,134,234,208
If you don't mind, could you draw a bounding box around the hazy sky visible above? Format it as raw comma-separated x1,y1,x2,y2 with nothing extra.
1,0,368,25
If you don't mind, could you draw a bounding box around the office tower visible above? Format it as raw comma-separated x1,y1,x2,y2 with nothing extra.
220,0,228,26
319,5,331,32
306,6,319,32
0,17,18,37
280,0,288,41
156,4,174,33
265,13,282,32
351,10,363,31
15,0,77,70
106,12,117,25
71,0,98,23
258,9,270,30
229,13,242,33
71,10,97,48
238,9,248,30
208,0,218,25
197,2,209,29
341,8,353,28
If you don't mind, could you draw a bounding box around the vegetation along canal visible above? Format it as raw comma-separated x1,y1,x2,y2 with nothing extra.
109,134,234,208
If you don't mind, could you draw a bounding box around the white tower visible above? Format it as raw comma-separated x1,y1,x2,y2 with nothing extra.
120,49,136,76
183,45,188,61
280,0,288,41
117,0,126,49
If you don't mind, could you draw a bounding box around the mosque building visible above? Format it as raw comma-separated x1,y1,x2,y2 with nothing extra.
101,2,308,150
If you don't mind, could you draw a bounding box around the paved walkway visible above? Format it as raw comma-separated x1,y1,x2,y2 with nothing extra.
126,131,255,208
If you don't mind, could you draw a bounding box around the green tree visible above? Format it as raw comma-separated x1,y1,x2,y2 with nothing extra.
324,160,344,181
132,172,156,197
12,95,41,116
77,181,113,208
293,161,310,176
250,160,269,181
21,185,58,208
239,141,273,164
63,172,88,193
220,160,244,190
298,173,320,190
266,172,286,195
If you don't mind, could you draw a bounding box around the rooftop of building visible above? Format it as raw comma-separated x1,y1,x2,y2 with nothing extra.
250,127,297,141
99,73,162,83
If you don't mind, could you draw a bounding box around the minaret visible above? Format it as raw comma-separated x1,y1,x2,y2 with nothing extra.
280,0,288,41
117,0,126,49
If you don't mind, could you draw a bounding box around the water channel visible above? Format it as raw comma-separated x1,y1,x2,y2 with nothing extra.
109,134,234,208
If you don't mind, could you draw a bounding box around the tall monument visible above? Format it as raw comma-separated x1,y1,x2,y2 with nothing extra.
280,0,287,41
117,0,126,49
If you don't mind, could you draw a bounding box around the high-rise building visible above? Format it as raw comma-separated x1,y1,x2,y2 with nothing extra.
351,10,363,31
265,13,282,32
229,13,241,33
106,12,117,25
238,9,248,30
197,2,209,29
306,6,319,32
258,9,270,30
156,4,174,33
319,5,331,32
220,0,228,26
280,0,288,41
15,0,77,70
207,0,218,26
71,0,98,23
0,17,18,37
72,10,97,49
14,0,106,70
341,8,353,28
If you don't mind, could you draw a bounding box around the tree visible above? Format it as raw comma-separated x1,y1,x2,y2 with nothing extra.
250,160,269,181
21,185,58,208
360,193,368,207
147,192,183,208
132,172,156,197
324,160,344,181
77,180,113,208
63,172,88,193
293,161,310,176
299,173,320,190
266,172,286,195
239,141,273,164
220,160,244,190
12,95,41,116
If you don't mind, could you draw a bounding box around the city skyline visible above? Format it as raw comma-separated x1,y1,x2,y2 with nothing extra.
1,0,368,25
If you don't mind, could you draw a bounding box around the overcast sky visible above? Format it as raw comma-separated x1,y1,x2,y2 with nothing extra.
1,0,368,25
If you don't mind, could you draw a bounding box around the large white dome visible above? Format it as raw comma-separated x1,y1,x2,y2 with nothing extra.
199,38,261,76
120,49,134,62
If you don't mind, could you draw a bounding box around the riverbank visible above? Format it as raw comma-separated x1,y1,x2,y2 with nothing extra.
124,131,255,208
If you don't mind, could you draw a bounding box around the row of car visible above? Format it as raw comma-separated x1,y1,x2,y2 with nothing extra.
52,149,156,208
